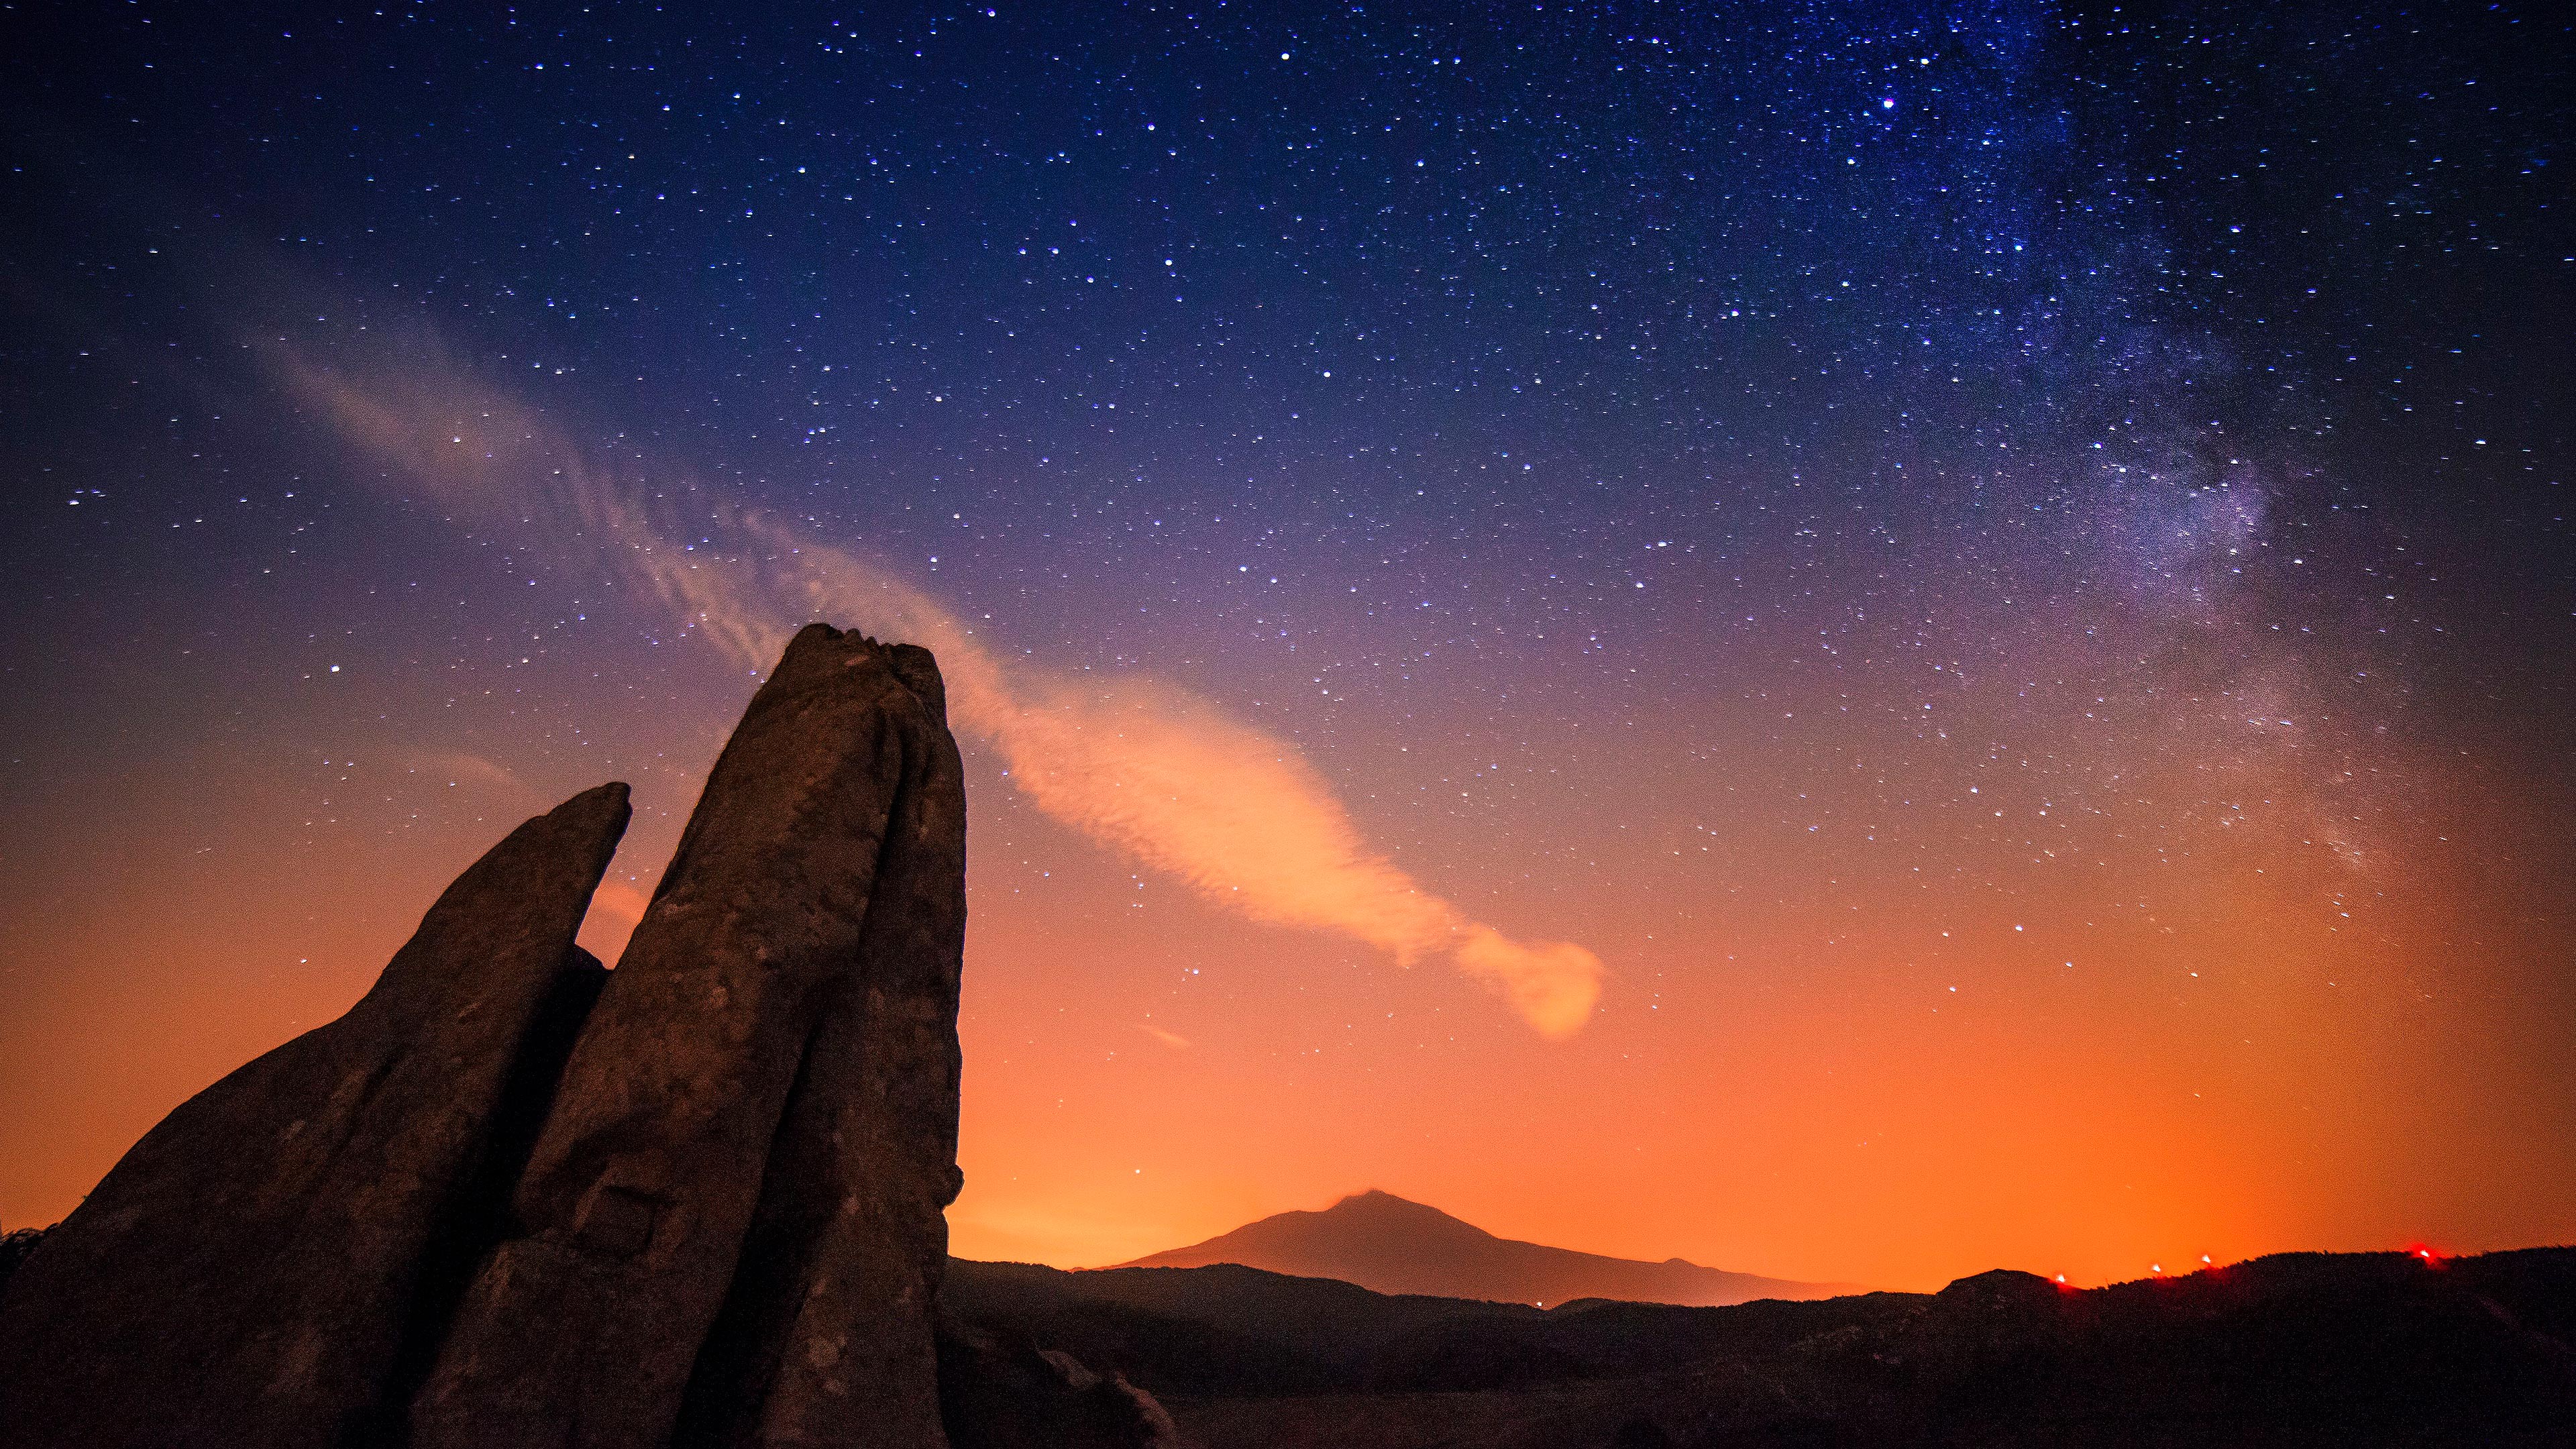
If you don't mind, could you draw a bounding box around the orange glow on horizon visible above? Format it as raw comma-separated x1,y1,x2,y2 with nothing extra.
6,712,2573,1295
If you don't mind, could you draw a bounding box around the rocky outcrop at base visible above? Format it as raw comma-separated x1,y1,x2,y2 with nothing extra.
935,1311,1187,1449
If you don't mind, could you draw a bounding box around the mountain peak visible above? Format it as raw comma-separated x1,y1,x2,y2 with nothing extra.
1309,1190,1497,1246
1114,1194,1860,1307
1325,1189,1479,1222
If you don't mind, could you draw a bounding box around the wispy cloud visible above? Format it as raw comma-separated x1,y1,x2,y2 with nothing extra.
280,347,1604,1036
407,750,543,810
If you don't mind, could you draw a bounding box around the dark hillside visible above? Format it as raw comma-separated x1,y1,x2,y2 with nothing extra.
943,1246,2576,1448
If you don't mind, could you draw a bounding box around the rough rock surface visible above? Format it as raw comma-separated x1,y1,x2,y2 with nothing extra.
674,644,969,1449
0,784,631,1449
413,624,968,1449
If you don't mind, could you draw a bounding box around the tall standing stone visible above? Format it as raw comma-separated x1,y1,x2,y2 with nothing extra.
0,784,632,1449
674,644,967,1448
412,625,968,1449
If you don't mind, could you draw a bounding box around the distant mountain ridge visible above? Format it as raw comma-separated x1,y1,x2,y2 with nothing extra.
1112,1190,1862,1307
949,1246,2576,1446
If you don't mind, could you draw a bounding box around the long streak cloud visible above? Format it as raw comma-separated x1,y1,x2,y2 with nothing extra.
287,353,1604,1036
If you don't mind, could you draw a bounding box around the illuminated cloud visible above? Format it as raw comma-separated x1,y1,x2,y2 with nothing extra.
280,350,1605,1036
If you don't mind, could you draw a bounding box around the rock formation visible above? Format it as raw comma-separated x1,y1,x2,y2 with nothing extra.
412,625,967,1448
0,625,1081,1449
0,783,631,1449
933,1309,1186,1449
671,644,970,1449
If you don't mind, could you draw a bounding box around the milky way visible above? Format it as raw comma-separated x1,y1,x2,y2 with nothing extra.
3,1,2569,1287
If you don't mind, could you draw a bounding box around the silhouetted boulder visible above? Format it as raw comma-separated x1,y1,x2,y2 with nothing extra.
1931,1267,2063,1315
934,1310,1185,1449
414,625,968,1449
0,784,631,1449
0,1228,45,1299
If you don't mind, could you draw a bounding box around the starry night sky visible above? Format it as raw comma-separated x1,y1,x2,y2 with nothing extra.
3,1,2571,1288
